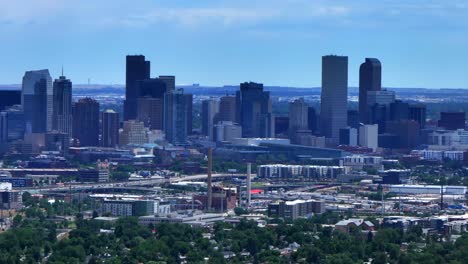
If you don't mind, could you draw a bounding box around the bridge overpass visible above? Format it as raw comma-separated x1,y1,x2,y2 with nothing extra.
20,173,246,193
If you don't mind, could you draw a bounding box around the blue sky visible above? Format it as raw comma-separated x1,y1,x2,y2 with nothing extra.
0,0,467,88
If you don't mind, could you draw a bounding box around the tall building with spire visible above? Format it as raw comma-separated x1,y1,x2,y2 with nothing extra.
52,74,72,137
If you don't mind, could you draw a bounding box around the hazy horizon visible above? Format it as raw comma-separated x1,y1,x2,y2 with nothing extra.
1,1,467,88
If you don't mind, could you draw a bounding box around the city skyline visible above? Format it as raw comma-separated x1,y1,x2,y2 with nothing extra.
0,0,467,88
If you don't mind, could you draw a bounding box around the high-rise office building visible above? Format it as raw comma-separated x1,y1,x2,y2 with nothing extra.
72,98,100,146
119,120,148,145
275,116,289,136
102,109,119,148
236,82,274,138
0,105,25,143
52,75,73,137
214,121,242,143
0,90,21,112
184,94,193,135
137,97,164,130
347,110,359,129
308,107,318,133
158,75,175,92
320,55,348,142
22,70,53,133
386,120,420,149
359,124,378,151
408,104,427,129
438,112,465,130
218,96,237,123
136,78,167,98
45,131,69,153
367,90,395,106
339,127,358,146
389,100,409,121
359,58,381,124
202,99,219,140
164,90,189,146
289,98,309,142
135,78,167,130
124,55,150,121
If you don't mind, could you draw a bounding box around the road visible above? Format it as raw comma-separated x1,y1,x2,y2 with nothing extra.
20,173,246,193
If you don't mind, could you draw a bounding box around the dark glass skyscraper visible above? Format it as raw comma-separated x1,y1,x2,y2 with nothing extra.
236,82,274,138
124,55,150,121
102,109,119,147
135,78,167,130
31,79,48,133
359,58,381,124
164,90,189,146
438,112,465,130
72,98,100,146
52,75,73,137
22,69,53,133
320,55,348,142
218,96,237,123
0,90,21,112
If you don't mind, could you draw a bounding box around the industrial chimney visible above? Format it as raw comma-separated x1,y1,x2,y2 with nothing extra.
246,162,251,208
207,147,213,211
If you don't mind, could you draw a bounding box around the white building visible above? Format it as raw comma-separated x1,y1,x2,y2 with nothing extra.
231,138,290,146
342,155,383,170
411,149,465,161
214,121,242,143
428,129,468,150
389,185,467,195
257,164,349,179
359,124,378,151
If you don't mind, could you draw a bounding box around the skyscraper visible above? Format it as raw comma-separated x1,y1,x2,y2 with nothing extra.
137,97,164,130
202,99,219,140
236,82,274,138
52,75,73,137
320,55,348,142
158,75,176,92
184,94,193,135
308,107,318,133
359,58,382,124
164,89,189,146
359,124,379,151
120,120,148,145
102,109,119,148
135,78,167,130
408,104,427,129
72,98,100,146
22,69,53,133
218,96,237,123
124,55,150,121
0,105,25,143
288,98,309,142
0,90,21,112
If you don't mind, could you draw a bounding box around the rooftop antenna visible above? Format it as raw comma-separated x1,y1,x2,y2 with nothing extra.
61,65,64,76
88,78,91,86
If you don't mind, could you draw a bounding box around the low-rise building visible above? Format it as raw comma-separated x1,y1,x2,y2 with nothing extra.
139,211,224,226
268,199,325,220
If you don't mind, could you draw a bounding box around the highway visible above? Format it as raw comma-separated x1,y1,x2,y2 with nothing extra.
20,173,246,193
